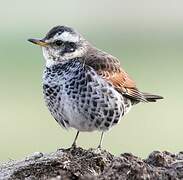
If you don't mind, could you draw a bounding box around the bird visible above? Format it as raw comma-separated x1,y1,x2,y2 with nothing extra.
28,25,163,148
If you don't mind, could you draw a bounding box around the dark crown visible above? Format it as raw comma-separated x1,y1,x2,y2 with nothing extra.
45,26,74,40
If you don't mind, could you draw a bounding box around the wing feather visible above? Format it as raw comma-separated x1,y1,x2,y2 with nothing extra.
84,48,147,102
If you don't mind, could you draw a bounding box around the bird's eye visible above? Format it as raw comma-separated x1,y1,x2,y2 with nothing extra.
55,40,63,46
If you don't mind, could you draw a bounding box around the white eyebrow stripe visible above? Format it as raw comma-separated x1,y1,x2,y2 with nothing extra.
56,31,79,42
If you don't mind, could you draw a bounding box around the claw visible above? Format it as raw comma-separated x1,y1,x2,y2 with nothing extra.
71,142,77,149
97,144,102,149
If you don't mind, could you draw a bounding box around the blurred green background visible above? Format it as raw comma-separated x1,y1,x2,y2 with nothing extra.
0,0,182,161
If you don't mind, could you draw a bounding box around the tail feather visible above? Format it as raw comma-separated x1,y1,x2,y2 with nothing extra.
142,92,163,102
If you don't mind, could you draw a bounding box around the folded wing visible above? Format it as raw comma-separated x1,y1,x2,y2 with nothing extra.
84,49,163,102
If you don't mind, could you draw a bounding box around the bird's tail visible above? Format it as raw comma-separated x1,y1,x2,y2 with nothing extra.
142,92,163,102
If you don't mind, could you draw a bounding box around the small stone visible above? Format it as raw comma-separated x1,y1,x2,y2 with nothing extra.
26,152,44,160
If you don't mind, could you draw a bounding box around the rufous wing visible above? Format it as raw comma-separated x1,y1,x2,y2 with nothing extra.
85,49,148,102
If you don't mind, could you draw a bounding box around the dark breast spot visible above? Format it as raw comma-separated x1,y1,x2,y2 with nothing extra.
109,109,114,116
75,69,79,75
86,99,90,105
95,119,102,127
81,99,85,104
92,100,97,107
67,91,71,95
113,119,119,124
104,122,110,128
53,92,57,97
104,109,108,116
107,117,112,122
86,74,92,82
56,87,60,93
91,108,96,112
80,79,85,85
90,71,95,76
72,90,78,94
70,80,75,86
82,87,87,92
88,85,92,92
43,84,49,90
90,114,95,121
76,82,79,89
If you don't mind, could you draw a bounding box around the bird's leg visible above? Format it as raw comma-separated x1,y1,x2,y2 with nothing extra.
97,132,104,149
71,131,80,148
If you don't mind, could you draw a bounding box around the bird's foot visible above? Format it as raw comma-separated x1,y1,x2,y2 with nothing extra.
97,144,102,149
71,142,77,149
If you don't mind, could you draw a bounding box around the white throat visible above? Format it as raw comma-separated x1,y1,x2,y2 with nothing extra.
42,48,57,67
42,46,87,68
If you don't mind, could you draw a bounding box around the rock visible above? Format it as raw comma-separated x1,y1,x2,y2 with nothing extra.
0,147,183,180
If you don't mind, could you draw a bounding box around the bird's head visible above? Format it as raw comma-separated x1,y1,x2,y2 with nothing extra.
28,26,88,67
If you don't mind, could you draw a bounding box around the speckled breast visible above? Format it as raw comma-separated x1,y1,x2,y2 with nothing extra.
43,59,131,132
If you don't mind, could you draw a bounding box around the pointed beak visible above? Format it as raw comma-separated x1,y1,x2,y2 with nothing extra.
28,38,48,47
